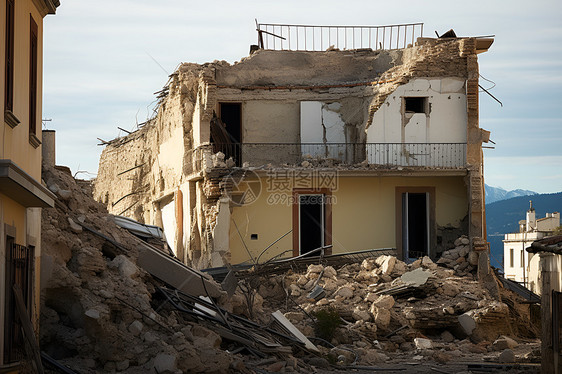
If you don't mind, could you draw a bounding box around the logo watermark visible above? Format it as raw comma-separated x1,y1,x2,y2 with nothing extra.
222,169,340,206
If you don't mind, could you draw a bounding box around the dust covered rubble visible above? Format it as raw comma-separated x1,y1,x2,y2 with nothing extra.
40,165,539,372
40,165,235,373
247,253,540,368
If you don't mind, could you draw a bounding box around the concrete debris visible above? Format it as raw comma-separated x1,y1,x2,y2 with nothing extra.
41,164,540,372
40,165,234,373
498,348,516,363
436,235,478,276
413,337,433,350
493,335,519,350
239,249,540,369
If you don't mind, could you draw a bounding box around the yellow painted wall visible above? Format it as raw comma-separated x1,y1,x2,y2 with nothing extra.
0,0,51,363
229,175,467,264
0,192,27,243
331,176,467,254
0,0,44,180
230,186,293,264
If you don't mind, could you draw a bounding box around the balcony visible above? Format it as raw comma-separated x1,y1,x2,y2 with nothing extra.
188,143,466,173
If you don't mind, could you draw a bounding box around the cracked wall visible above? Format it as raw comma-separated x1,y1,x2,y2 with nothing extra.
94,37,489,269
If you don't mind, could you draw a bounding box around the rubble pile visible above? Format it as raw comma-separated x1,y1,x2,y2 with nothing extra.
40,165,539,372
40,165,234,373
247,253,540,368
436,235,479,276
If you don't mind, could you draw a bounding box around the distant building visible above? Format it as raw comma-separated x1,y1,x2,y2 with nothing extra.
503,201,560,290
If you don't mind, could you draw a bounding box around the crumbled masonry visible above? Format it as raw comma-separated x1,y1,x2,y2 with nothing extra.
41,165,540,373
40,165,233,373
93,37,489,270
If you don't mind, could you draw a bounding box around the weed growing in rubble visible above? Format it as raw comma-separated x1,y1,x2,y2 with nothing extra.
313,307,342,342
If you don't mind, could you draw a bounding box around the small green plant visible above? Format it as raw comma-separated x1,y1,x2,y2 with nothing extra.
313,307,342,342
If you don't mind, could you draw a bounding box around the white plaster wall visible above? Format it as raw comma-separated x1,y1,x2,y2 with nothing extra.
211,196,230,267
537,213,560,232
180,183,191,264
503,232,540,285
367,77,467,144
161,199,177,255
192,100,202,147
158,126,184,178
300,101,346,160
323,102,346,143
300,101,323,143
404,113,427,143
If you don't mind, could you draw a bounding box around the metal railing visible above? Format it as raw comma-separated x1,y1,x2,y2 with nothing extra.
366,143,466,168
199,142,466,169
256,21,423,51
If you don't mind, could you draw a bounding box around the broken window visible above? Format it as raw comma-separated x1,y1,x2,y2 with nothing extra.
404,97,427,114
212,102,242,166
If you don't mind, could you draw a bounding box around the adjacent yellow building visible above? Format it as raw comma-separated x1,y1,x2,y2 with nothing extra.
0,0,58,367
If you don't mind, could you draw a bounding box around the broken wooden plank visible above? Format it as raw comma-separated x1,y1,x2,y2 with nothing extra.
13,284,44,374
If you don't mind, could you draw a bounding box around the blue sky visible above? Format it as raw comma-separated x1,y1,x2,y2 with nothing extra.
43,0,562,193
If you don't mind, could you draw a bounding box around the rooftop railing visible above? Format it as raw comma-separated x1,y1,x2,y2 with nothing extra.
256,21,424,51
190,142,466,171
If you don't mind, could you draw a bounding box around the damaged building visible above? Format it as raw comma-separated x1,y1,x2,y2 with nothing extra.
93,23,494,272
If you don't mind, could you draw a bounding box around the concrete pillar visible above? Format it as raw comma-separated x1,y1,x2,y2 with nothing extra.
41,130,56,167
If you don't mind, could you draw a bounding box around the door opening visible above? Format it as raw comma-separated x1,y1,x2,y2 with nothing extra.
402,192,429,261
218,102,242,166
299,194,324,256
3,239,32,363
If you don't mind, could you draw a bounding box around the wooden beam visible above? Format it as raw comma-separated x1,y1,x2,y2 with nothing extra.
541,253,555,374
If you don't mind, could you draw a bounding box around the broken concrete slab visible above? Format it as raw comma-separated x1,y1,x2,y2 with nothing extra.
400,267,432,286
492,335,519,351
136,241,223,299
413,338,433,350
271,310,319,353
458,312,476,335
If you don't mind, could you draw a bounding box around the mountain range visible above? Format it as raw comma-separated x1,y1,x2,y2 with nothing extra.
485,184,537,204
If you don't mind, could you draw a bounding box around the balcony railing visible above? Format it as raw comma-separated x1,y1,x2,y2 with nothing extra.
256,21,424,51
189,143,466,171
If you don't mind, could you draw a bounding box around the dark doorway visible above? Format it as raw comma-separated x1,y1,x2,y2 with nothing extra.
402,192,429,261
3,240,32,363
219,103,242,165
299,194,324,255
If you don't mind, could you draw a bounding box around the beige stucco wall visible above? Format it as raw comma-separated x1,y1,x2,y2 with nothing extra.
242,101,300,143
229,174,467,264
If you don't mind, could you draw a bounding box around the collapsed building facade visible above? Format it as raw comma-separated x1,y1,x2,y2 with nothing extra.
94,23,494,272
